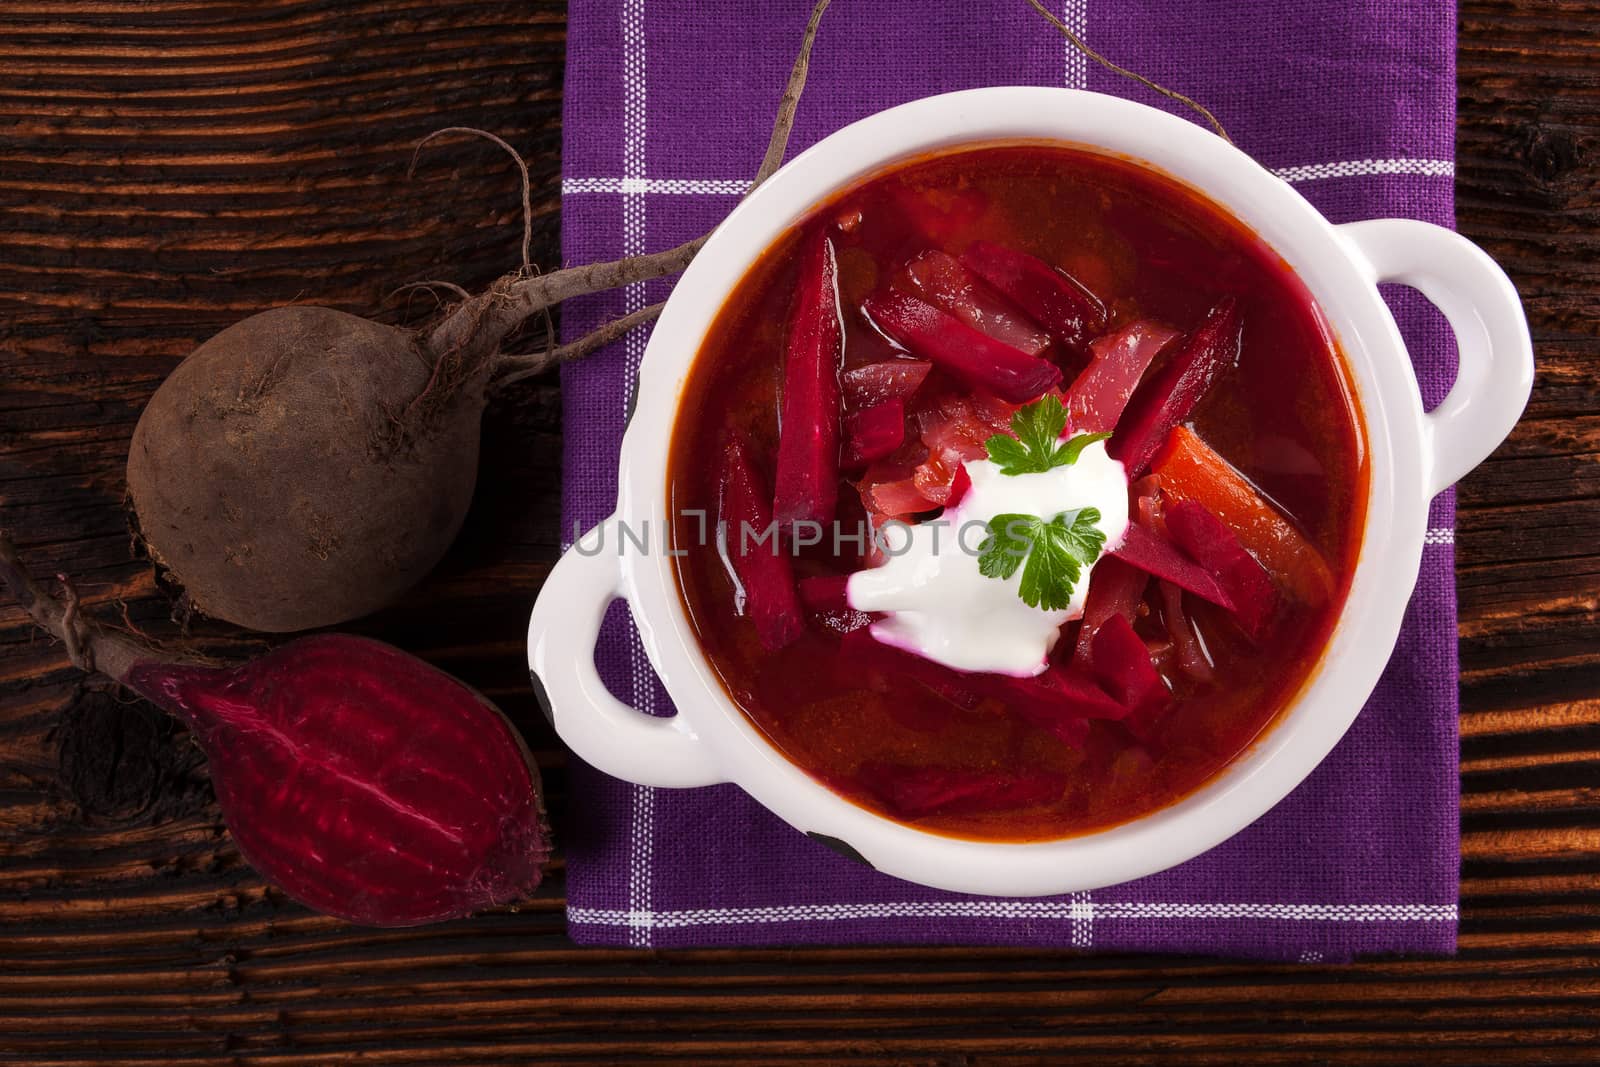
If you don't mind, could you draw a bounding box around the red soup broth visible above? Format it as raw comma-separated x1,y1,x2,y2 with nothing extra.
668,143,1367,842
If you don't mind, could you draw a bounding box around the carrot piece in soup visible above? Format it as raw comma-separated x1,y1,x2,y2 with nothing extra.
903,249,1052,357
960,240,1108,356
1165,499,1281,639
1109,297,1242,475
720,437,805,651
863,290,1062,404
1151,426,1334,604
773,232,844,528
1068,320,1181,434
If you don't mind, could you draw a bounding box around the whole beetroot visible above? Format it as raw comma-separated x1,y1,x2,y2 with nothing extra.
124,0,831,633
128,308,484,632
0,533,549,927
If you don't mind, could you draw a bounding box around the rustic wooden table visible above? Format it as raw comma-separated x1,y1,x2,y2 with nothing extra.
2,2,1596,1063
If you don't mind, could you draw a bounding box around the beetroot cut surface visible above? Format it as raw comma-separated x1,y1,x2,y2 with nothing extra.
720,436,807,650
863,290,1062,404
772,231,844,528
960,240,1108,357
126,634,549,927
1109,297,1243,475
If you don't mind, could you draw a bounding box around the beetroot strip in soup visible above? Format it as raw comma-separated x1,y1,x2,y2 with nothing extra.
903,249,1052,357
863,290,1062,403
1111,297,1242,475
841,359,932,407
797,573,852,613
1111,522,1235,611
961,240,1108,356
720,437,805,651
1090,613,1169,715
1165,499,1280,639
1073,554,1151,666
1069,319,1181,434
997,664,1129,722
773,231,844,528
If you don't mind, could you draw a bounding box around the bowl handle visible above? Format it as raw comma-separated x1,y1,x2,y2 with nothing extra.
1338,218,1533,497
528,516,726,788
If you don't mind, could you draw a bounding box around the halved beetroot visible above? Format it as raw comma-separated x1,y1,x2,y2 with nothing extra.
1110,297,1242,475
863,290,1061,404
903,250,1052,357
1165,499,1280,639
1090,613,1168,714
772,231,844,528
841,397,906,467
841,359,932,408
863,763,1064,819
720,437,805,651
1068,319,1181,434
960,240,1108,356
1110,523,1235,612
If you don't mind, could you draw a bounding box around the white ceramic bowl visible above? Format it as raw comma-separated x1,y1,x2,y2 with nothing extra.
528,88,1532,897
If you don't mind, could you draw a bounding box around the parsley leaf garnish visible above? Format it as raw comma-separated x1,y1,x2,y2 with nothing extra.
983,395,1111,475
978,508,1108,611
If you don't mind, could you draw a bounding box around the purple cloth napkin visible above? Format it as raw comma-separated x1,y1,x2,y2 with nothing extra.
558,0,1459,960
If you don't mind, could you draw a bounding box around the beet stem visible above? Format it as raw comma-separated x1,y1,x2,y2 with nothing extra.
388,280,472,308
754,0,833,188
494,301,668,388
0,532,171,685
470,0,833,381
1023,0,1231,143
408,127,534,272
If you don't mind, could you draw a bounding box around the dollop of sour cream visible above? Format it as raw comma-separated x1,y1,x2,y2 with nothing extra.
847,440,1130,677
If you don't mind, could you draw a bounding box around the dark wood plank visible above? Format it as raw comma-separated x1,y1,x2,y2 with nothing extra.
0,0,1597,1063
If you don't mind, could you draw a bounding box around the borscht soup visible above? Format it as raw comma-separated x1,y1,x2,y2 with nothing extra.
668,143,1367,842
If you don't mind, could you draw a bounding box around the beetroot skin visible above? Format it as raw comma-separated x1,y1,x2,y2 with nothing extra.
126,307,486,634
